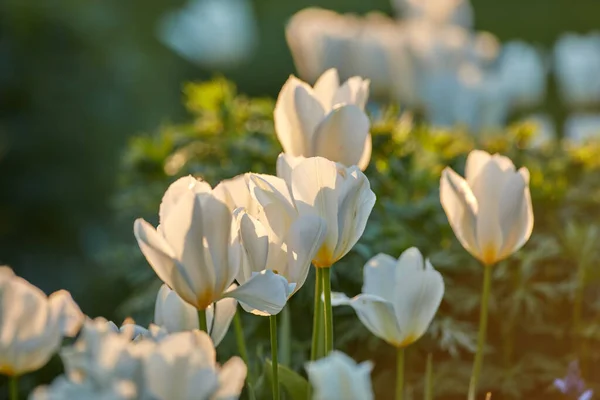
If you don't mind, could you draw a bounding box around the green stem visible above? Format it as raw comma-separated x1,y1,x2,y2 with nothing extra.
9,376,18,400
425,353,433,400
279,305,291,366
322,267,334,354
270,315,280,400
198,309,208,333
233,312,256,400
396,347,404,400
468,265,493,400
310,268,324,362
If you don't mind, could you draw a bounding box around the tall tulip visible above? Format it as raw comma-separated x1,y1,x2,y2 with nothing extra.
0,266,83,400
305,351,374,400
331,248,444,400
252,156,376,358
439,149,533,400
134,175,292,326
154,284,237,346
274,68,372,170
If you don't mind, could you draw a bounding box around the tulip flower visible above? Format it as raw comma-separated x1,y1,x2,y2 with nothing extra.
35,318,246,400
154,283,237,346
0,267,83,380
439,150,533,400
305,351,374,400
331,248,443,400
440,150,533,266
331,248,444,347
143,331,247,400
251,156,376,357
274,68,372,170
134,175,292,320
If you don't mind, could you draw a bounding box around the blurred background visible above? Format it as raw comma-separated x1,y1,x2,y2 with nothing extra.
1,0,600,395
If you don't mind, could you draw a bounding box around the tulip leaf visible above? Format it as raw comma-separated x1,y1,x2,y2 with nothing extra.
264,359,310,400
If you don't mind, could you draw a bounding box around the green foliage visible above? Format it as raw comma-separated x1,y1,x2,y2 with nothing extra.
112,79,600,399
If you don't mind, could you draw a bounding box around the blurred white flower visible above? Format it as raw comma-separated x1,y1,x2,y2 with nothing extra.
497,41,547,110
274,68,372,170
142,331,246,400
0,266,83,377
564,113,600,143
261,156,376,268
154,283,237,345
440,150,534,265
332,248,444,348
305,351,374,400
392,0,474,28
34,319,246,400
158,0,258,68
134,175,291,315
554,32,600,108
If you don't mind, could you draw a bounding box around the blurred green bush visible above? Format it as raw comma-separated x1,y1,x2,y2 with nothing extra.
111,79,600,399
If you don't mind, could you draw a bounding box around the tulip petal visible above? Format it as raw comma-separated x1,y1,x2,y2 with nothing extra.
213,174,257,215
362,253,397,303
159,176,212,225
290,157,341,266
312,105,370,167
439,168,479,257
313,68,340,110
207,290,238,347
274,76,324,157
134,219,197,306
357,134,372,171
234,209,269,283
154,284,199,333
285,215,328,293
332,293,404,347
213,356,247,400
47,290,84,337
498,167,534,258
224,270,291,316
332,77,370,110
276,153,305,184
333,167,376,262
393,256,444,347
464,150,492,186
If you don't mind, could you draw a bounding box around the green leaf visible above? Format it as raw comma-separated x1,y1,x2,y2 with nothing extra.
264,359,310,400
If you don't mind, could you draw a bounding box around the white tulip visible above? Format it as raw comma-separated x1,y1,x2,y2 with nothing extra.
142,331,246,400
154,283,237,345
274,68,372,170
252,157,375,268
232,174,327,311
134,175,292,315
332,248,444,348
305,351,374,400
440,150,534,266
0,267,83,377
36,318,246,400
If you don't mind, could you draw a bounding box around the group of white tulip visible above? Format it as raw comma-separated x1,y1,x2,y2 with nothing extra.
0,67,533,400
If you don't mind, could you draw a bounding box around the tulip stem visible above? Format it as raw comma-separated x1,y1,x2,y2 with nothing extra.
233,312,256,400
279,305,291,366
322,267,334,355
197,309,208,333
468,264,493,400
396,347,404,400
310,268,324,362
425,353,433,400
9,376,18,400
270,315,280,400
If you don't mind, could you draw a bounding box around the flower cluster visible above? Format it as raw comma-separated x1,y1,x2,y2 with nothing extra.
1,66,537,400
